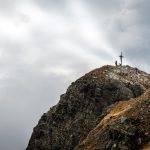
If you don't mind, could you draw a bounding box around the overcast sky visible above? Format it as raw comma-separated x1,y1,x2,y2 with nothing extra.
0,0,150,149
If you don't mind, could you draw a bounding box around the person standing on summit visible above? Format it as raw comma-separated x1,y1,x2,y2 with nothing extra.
115,60,118,66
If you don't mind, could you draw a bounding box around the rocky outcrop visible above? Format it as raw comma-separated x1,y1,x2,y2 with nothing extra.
26,65,150,150
76,89,150,150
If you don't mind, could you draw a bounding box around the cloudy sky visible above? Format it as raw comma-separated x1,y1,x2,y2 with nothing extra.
0,0,150,149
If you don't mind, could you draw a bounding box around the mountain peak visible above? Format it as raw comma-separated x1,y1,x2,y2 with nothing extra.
26,65,150,150
85,65,150,88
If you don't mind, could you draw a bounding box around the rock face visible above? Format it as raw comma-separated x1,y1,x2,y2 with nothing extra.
26,65,150,150
76,89,150,150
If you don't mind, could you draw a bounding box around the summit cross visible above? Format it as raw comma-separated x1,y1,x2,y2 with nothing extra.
119,52,124,66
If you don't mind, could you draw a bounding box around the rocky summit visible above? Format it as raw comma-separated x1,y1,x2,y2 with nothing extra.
26,65,150,150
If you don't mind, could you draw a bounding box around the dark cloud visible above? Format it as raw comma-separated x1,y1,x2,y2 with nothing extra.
84,0,122,14
35,0,66,8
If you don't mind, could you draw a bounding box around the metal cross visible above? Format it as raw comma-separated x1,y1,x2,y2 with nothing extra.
119,52,124,66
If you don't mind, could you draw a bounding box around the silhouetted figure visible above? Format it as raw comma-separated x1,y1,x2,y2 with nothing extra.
115,61,118,66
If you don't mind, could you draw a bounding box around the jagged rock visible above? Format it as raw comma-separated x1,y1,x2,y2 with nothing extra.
76,89,150,150
26,65,150,150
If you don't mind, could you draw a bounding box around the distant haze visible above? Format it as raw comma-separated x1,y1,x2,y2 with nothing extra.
0,0,150,149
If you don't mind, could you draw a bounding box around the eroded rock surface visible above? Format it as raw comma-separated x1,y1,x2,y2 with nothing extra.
76,89,150,150
26,65,150,150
